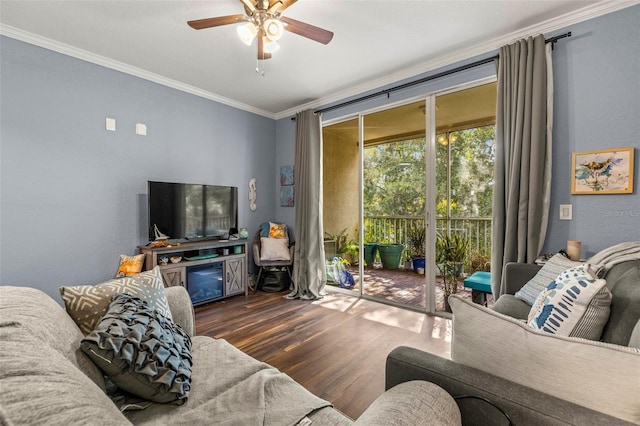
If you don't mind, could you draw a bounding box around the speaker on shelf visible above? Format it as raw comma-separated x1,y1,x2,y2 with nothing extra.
229,227,239,239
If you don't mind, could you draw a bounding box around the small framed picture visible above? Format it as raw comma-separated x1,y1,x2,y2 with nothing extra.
571,147,634,194
280,165,294,186
280,187,294,207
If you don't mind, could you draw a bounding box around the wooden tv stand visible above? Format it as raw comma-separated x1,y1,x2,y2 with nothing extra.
138,239,248,306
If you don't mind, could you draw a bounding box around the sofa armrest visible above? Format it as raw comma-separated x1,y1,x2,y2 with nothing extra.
500,262,541,296
354,381,460,426
164,286,195,337
386,346,631,426
449,295,640,424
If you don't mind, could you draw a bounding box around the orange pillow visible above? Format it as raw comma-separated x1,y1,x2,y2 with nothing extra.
115,254,145,278
268,222,288,239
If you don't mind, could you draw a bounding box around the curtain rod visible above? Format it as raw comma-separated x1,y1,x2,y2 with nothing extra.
291,31,571,120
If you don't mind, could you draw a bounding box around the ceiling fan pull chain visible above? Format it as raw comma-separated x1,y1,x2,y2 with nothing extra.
256,58,266,77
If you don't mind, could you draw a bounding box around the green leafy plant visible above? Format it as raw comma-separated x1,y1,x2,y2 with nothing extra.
339,239,359,264
436,232,470,311
408,225,426,258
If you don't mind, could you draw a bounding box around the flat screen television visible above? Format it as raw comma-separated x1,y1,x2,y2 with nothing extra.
148,181,238,241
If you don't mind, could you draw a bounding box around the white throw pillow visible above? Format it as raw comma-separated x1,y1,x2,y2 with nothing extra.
515,254,584,305
527,264,611,340
260,237,291,261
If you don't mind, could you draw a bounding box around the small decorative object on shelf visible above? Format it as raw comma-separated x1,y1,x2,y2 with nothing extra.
170,256,182,264
239,228,249,239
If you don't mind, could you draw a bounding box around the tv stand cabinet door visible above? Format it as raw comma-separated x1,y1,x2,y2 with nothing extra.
162,267,186,288
225,258,246,296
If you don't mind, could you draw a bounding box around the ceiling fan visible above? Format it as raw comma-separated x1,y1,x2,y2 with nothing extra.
188,0,334,60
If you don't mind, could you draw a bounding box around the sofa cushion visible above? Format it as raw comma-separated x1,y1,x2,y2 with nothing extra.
0,322,130,426
600,263,640,345
0,285,106,391
60,266,172,335
527,264,611,340
629,320,640,349
491,294,531,320
116,253,145,278
514,254,583,305
124,336,331,425
81,294,192,405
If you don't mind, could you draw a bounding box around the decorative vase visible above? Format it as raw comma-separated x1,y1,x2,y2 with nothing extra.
378,244,404,270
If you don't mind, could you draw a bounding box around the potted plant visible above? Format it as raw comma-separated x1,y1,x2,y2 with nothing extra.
408,225,426,273
377,239,405,270
363,225,379,267
436,231,470,312
339,238,360,265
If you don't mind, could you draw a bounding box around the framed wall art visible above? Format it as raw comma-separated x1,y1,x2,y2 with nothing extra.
280,165,294,186
280,187,294,207
571,147,634,194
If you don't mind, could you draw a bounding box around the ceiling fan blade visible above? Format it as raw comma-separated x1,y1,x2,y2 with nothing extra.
187,14,245,30
280,16,333,45
239,0,256,15
268,0,297,13
257,37,273,60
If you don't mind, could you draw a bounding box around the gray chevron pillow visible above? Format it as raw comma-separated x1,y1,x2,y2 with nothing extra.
60,266,172,335
81,293,192,404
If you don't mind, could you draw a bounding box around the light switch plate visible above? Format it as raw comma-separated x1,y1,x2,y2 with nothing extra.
559,204,572,220
106,117,116,132
136,123,147,136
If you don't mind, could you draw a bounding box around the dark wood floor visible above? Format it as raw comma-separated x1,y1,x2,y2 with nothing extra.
195,289,452,420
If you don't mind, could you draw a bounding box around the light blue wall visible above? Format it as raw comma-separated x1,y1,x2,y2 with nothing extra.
276,5,640,258
544,5,640,257
0,37,276,301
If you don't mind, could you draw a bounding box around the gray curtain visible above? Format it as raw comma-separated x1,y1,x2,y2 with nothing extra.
491,35,553,298
285,109,327,300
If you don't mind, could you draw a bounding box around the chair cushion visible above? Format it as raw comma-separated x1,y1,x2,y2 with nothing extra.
60,266,172,335
491,294,531,320
514,254,583,305
527,264,611,340
268,222,288,239
600,264,640,345
260,237,291,261
81,293,192,405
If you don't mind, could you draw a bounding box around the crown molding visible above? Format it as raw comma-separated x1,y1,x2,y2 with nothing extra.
2,0,637,122
274,0,640,120
0,24,277,120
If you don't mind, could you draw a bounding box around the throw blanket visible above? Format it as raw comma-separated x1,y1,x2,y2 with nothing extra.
588,241,640,273
125,337,332,426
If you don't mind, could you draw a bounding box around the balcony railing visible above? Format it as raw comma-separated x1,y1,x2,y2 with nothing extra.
364,215,492,256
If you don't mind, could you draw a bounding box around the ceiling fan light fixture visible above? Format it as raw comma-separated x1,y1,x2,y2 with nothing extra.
264,18,284,41
237,22,258,45
263,38,280,53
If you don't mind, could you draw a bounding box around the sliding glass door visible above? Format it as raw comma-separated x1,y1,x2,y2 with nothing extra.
322,81,496,315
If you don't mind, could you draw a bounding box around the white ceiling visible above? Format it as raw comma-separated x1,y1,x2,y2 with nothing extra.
0,1,636,119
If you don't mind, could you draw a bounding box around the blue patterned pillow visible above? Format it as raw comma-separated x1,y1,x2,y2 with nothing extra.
527,264,612,340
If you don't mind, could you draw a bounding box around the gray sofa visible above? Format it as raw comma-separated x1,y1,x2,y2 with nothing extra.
0,284,461,426
386,260,640,425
